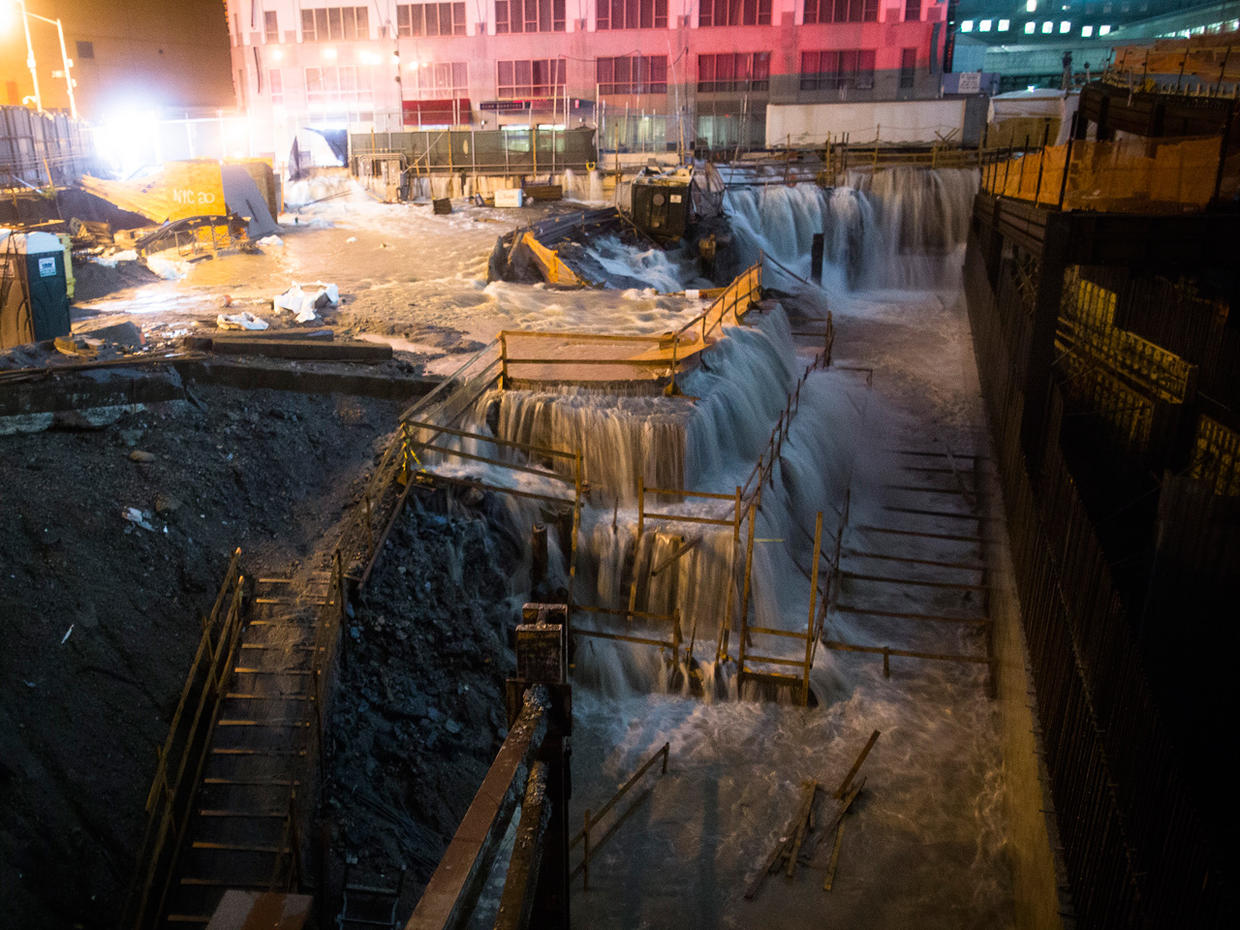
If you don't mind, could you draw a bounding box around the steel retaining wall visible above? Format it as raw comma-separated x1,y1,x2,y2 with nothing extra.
963,224,1227,927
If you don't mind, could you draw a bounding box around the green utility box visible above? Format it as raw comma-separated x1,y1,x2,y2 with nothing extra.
1,229,71,350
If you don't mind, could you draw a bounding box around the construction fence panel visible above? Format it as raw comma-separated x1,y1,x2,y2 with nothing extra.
350,127,597,175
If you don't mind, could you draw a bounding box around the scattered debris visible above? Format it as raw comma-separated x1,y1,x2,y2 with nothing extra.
61,625,74,645
128,450,156,463
69,217,113,247
216,312,269,331
79,321,145,349
273,281,339,323
745,729,881,900
256,234,284,248
121,507,157,532
53,336,100,359
432,198,453,215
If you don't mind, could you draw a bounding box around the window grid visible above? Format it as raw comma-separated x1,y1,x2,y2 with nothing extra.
301,7,370,41
597,0,669,29
396,3,467,37
597,56,669,94
697,53,771,93
497,58,567,97
264,10,279,43
699,0,772,26
904,0,920,21
270,68,284,103
803,0,878,24
800,49,877,90
407,61,469,98
495,0,566,33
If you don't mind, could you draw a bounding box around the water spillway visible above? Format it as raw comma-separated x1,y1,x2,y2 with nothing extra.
426,167,981,701
723,167,978,292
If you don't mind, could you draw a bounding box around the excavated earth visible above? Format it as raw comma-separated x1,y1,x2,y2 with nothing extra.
0,382,404,928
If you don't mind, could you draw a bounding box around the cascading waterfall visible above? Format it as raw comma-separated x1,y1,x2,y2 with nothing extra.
423,170,972,700
724,167,979,292
490,388,688,505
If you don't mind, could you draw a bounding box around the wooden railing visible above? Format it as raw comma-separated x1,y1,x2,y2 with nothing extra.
122,550,247,929
571,742,670,889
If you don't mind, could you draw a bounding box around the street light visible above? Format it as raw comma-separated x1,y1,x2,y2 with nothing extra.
8,1,79,119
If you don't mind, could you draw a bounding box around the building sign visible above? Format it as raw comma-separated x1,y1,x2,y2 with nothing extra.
480,99,534,113
956,71,981,94
480,98,594,114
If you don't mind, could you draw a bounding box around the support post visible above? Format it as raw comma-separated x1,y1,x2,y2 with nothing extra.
802,511,824,706
811,232,824,284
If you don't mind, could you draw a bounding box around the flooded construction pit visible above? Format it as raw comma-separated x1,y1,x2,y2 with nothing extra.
2,167,1025,928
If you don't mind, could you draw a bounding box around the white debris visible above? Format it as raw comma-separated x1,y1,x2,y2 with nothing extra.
122,507,157,532
216,311,270,330
257,234,285,248
145,254,188,280
272,281,339,323
61,625,74,645
93,249,139,267
346,236,357,243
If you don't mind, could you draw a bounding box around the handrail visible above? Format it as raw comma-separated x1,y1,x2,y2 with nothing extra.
571,742,671,889
123,552,246,929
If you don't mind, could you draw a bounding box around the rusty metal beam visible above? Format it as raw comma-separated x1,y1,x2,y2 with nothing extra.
406,686,550,930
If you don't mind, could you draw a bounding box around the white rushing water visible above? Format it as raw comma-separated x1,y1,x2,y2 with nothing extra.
429,167,1013,928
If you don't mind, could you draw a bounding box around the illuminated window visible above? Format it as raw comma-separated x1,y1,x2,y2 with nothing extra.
1081,24,1093,36
1099,24,1110,34
1060,20,1071,32
1026,0,1037,11
396,3,466,36
980,19,992,31
597,55,668,94
495,0,566,33
1042,21,1054,33
802,0,875,25
598,0,669,29
406,61,468,98
697,53,770,93
961,19,974,31
497,59,566,97
998,19,1010,30
800,49,877,91
301,7,369,41
1024,22,1035,33
305,65,373,113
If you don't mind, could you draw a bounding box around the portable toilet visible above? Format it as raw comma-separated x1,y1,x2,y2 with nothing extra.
1,229,72,350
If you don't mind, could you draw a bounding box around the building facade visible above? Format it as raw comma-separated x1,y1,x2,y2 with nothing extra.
225,0,950,157
1,0,233,119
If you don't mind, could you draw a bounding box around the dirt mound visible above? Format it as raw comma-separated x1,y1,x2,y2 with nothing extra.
72,257,162,303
